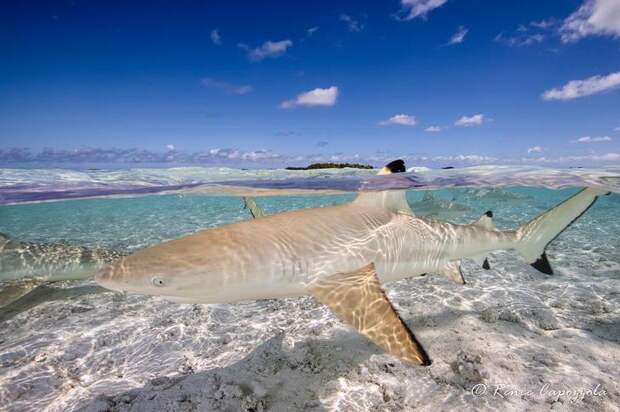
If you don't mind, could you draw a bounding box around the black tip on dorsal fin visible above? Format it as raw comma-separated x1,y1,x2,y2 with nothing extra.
484,210,493,218
531,253,553,275
385,159,406,174
482,258,491,270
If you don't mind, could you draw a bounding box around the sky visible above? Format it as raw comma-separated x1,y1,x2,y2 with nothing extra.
1,0,619,167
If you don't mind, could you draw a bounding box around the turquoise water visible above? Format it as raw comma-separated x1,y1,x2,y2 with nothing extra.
1,171,619,411
1,187,618,255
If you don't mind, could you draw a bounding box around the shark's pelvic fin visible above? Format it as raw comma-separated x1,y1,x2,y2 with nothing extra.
439,260,466,284
243,196,265,218
307,263,431,366
515,187,608,275
354,159,414,215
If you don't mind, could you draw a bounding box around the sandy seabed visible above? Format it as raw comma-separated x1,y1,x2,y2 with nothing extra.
0,191,619,411
1,249,618,411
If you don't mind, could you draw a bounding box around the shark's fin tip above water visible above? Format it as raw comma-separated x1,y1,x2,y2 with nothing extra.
307,263,431,366
355,160,415,215
377,159,406,175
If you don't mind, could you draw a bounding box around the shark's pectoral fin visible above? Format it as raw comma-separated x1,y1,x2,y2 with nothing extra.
439,260,466,284
307,263,431,366
243,196,265,218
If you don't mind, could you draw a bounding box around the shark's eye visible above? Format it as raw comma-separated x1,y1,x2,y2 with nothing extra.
152,277,165,287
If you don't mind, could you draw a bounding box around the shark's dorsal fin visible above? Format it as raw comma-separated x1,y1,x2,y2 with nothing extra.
353,191,414,215
243,196,265,218
439,260,466,284
469,211,495,269
354,159,414,215
307,263,431,365
376,159,406,175
474,210,496,231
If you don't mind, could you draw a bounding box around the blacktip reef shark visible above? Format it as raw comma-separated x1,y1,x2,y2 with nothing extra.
95,160,609,366
0,233,127,306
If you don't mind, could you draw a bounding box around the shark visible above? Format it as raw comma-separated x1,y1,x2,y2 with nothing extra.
95,160,609,366
0,233,127,282
0,233,128,307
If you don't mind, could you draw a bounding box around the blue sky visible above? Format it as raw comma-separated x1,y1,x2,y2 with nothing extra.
1,0,619,167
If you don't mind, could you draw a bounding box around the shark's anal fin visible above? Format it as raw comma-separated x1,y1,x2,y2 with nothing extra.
471,254,491,270
307,263,431,366
243,196,265,218
439,260,466,284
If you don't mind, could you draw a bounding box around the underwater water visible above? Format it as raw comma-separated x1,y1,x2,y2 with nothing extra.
0,166,619,411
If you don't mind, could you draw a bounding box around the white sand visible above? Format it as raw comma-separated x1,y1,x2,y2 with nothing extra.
0,244,618,411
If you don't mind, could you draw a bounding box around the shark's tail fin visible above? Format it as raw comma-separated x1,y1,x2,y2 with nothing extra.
514,187,608,274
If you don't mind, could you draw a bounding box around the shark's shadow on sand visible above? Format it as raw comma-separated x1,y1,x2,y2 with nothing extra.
78,298,620,412
80,331,385,412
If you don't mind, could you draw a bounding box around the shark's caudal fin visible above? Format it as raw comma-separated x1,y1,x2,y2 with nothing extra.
354,159,414,215
515,187,608,275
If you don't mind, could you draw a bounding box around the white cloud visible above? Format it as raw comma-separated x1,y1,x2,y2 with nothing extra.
307,27,319,35
577,136,612,143
615,126,620,131
425,126,441,132
379,114,417,126
495,32,545,47
449,26,468,44
201,78,254,95
247,40,293,61
166,144,175,151
398,0,447,20
207,148,281,161
542,71,620,100
340,15,362,32
280,86,339,109
530,19,556,29
495,19,555,47
560,0,620,42
431,154,497,163
210,29,221,45
527,145,544,153
455,114,484,127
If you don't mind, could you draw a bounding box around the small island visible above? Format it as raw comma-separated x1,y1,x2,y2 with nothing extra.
285,162,374,170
